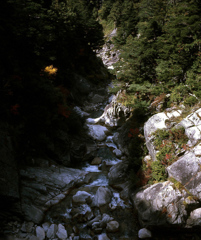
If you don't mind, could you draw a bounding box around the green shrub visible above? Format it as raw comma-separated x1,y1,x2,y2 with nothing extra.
184,95,199,106
149,160,167,184
153,129,170,148
169,84,189,104
148,126,188,183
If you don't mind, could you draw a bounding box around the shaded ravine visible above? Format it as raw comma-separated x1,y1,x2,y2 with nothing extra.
44,103,140,240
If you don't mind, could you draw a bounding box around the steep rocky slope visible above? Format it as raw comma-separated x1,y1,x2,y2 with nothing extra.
132,106,201,230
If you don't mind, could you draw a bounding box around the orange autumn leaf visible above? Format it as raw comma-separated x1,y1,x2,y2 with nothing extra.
44,65,58,75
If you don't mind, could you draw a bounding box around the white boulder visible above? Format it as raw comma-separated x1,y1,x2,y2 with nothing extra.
72,191,93,204
56,224,68,239
138,228,152,238
93,187,112,207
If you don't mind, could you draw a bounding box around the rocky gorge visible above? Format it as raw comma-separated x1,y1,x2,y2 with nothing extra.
1,30,201,240
0,81,140,240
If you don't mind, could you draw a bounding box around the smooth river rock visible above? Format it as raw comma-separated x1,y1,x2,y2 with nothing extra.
91,157,102,165
106,221,119,232
46,224,58,239
87,124,109,141
138,228,152,239
56,224,68,239
36,226,45,240
93,187,112,207
72,191,93,204
96,233,110,240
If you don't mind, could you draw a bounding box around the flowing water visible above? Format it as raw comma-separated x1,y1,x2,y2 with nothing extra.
44,104,140,239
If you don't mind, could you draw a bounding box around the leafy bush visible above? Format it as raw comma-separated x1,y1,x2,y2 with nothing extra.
169,84,189,104
149,160,167,184
145,127,189,183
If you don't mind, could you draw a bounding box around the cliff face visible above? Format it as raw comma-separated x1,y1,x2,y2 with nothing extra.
132,106,201,229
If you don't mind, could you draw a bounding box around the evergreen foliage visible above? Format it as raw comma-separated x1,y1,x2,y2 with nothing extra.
99,0,201,186
101,0,201,108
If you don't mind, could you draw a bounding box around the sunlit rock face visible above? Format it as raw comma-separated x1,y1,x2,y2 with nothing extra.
133,107,201,229
96,28,120,69
86,90,132,128
87,124,109,141
144,110,182,161
167,151,201,199
178,108,201,147
132,181,189,226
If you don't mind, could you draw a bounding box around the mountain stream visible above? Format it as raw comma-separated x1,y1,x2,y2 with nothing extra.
44,92,140,240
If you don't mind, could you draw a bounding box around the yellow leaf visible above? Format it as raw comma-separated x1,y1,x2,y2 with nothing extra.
44,65,58,75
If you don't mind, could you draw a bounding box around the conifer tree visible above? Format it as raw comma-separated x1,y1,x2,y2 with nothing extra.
156,0,201,85
115,0,167,85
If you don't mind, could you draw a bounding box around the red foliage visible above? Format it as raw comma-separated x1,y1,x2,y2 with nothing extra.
136,168,151,187
57,86,71,118
128,133,132,138
10,104,20,115
128,128,140,138
58,104,70,118
58,86,70,97
182,144,187,150
151,93,166,108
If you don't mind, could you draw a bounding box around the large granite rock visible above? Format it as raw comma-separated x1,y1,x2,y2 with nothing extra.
178,108,201,147
133,107,201,229
87,124,109,141
47,224,58,239
167,150,201,199
86,90,131,128
20,166,89,223
186,208,201,227
96,233,110,240
132,181,192,227
144,110,182,161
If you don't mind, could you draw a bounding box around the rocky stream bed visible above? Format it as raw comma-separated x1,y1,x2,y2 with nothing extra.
0,83,141,240
2,30,201,240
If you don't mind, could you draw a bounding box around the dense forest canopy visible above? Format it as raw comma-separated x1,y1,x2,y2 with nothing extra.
100,0,201,110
